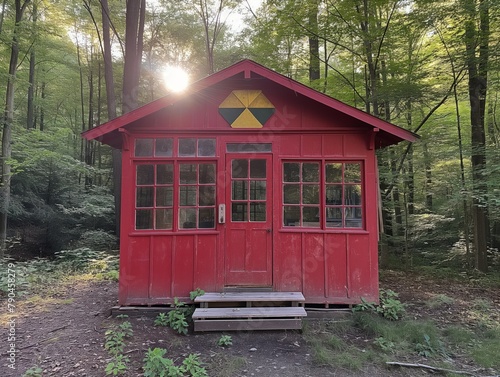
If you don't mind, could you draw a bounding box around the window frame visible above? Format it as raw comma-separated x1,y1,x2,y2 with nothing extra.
281,159,365,231
132,137,217,232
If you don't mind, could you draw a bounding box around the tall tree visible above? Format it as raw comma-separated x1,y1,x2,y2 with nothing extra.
0,0,31,256
463,0,489,272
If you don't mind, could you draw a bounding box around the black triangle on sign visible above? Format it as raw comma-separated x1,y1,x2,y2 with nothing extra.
249,108,275,125
219,108,245,125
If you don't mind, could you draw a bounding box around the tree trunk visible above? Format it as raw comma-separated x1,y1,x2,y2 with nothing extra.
27,2,37,129
100,0,120,234
0,0,7,34
423,140,433,211
308,0,320,82
123,0,146,113
0,0,31,257
464,0,489,272
39,81,45,131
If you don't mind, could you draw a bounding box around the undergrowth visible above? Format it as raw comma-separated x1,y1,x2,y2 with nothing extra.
0,248,119,297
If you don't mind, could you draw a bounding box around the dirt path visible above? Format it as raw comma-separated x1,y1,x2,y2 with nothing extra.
1,272,499,377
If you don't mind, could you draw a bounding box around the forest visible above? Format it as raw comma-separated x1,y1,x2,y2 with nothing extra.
0,0,499,275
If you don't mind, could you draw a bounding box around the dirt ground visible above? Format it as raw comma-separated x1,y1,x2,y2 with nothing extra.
1,271,499,377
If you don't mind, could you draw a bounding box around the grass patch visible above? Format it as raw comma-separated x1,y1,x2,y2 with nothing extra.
304,320,379,370
472,330,500,369
207,353,246,377
425,294,455,309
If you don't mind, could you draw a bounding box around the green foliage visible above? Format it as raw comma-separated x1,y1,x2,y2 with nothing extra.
373,337,395,352
189,288,205,301
144,348,182,377
143,348,207,377
181,354,207,377
22,366,43,377
104,321,133,356
105,355,129,376
377,289,406,320
217,335,233,347
415,334,439,358
166,299,190,335
353,289,406,320
154,312,169,327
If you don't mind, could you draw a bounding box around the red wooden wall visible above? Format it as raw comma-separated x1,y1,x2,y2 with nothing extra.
117,82,380,306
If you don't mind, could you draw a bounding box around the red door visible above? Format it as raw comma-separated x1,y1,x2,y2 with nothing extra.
225,154,272,286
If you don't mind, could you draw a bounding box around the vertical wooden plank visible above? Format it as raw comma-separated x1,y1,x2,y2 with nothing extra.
302,233,325,298
121,236,150,305
274,233,302,292
324,233,347,298
322,134,344,157
172,235,195,298
279,135,301,156
301,135,322,156
348,234,377,301
343,134,368,157
194,234,217,292
149,236,173,301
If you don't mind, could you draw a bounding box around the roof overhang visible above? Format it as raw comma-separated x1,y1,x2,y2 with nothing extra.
82,59,418,149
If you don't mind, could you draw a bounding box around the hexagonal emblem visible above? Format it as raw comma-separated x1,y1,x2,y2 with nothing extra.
219,90,275,128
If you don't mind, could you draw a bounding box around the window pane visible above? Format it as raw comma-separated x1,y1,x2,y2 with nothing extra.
227,143,272,153
179,138,196,157
250,181,266,200
345,207,362,228
199,164,216,184
283,163,300,182
157,164,173,184
232,181,247,200
156,187,173,207
326,185,342,205
284,184,300,204
345,163,361,183
135,139,153,157
198,139,216,156
302,163,319,182
155,138,173,157
199,208,215,228
232,203,247,222
156,209,173,229
179,208,196,228
180,164,197,184
179,186,196,206
136,187,154,207
326,207,343,228
250,203,266,221
283,206,300,226
303,207,320,227
136,209,153,229
345,185,362,205
137,165,154,185
326,163,342,183
250,159,266,178
232,159,248,178
199,186,215,206
303,184,319,204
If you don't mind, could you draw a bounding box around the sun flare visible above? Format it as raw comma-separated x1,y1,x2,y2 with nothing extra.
162,65,189,93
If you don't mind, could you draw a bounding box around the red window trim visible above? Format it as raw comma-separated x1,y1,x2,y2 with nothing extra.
281,159,365,231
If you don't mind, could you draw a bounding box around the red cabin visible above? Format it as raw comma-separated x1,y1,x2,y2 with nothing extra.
83,60,417,307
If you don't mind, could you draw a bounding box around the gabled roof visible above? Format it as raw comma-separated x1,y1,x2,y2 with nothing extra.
82,59,418,147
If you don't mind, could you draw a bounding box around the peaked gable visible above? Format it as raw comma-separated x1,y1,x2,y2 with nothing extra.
82,59,418,148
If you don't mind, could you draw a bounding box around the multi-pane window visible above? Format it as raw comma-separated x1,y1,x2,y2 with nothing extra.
283,162,320,227
231,159,267,222
325,162,362,228
282,161,363,229
136,163,174,230
134,137,216,231
179,163,216,229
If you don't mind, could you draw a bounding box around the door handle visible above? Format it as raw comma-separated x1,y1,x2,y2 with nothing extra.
267,229,272,233
218,204,226,224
